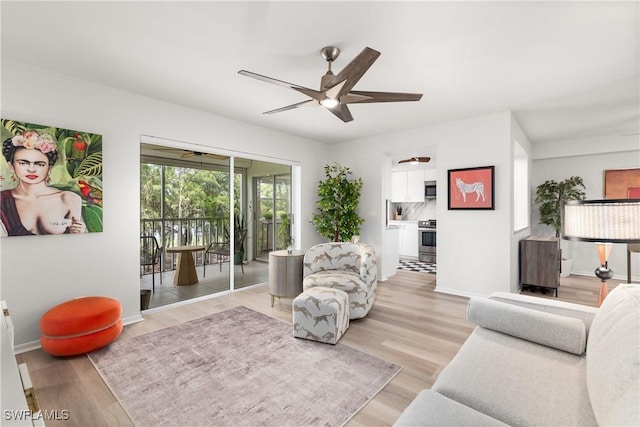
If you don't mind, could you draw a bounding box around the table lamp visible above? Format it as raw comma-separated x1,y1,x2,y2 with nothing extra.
562,199,640,306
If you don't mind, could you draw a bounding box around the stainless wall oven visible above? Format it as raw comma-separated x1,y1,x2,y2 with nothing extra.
418,219,436,263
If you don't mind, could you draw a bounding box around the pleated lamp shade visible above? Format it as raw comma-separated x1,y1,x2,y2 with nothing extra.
562,199,640,243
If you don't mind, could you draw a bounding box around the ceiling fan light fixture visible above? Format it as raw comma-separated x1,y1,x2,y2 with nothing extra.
409,157,419,165
320,97,339,108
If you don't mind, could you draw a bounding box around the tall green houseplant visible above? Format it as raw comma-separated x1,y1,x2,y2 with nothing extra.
535,176,586,238
311,163,364,242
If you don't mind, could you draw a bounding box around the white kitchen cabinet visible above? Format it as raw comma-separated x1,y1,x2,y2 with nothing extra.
400,222,419,258
406,170,424,202
391,221,419,258
391,170,424,202
391,172,407,202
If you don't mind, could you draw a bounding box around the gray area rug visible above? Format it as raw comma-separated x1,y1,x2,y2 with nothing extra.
89,306,401,427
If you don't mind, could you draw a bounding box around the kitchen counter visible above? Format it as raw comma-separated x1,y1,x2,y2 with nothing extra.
387,219,417,230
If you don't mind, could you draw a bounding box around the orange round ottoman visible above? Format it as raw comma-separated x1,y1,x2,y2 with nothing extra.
40,296,122,356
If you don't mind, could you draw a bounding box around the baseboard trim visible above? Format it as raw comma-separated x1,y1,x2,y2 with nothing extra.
434,286,488,299
14,340,41,354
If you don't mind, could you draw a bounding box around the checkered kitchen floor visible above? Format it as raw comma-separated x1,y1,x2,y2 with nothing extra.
398,259,437,274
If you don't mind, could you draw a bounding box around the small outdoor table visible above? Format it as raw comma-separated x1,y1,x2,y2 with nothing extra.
166,245,206,285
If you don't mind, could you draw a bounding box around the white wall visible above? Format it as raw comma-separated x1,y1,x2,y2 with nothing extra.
0,60,329,347
332,111,517,298
532,139,640,281
435,112,514,297
510,115,533,292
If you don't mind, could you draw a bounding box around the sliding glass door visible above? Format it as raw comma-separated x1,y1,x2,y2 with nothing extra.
140,143,232,308
140,142,294,309
254,169,291,261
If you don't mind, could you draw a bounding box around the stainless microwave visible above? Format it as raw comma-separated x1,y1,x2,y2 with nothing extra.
425,181,436,199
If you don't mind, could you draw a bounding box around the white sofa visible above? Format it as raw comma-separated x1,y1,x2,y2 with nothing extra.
394,284,640,426
302,242,377,319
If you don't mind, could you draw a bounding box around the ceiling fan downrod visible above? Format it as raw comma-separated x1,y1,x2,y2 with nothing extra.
321,46,340,73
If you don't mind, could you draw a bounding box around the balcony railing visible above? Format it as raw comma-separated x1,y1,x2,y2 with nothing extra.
141,216,227,273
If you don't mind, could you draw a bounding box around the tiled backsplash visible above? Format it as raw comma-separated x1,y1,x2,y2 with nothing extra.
391,200,436,221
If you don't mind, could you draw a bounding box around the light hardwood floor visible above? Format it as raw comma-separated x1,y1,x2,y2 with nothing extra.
16,271,624,427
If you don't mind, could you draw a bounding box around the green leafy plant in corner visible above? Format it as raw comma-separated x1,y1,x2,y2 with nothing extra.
311,163,364,242
535,176,586,238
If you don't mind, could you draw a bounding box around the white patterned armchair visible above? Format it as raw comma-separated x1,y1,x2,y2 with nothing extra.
303,242,377,319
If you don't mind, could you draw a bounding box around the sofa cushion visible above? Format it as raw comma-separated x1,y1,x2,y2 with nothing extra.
586,284,640,426
393,390,509,427
432,327,598,426
467,297,587,355
489,292,598,333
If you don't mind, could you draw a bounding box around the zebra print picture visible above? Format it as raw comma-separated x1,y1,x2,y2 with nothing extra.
447,165,495,210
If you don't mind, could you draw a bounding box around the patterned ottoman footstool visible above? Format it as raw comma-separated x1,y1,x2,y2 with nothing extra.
292,286,349,344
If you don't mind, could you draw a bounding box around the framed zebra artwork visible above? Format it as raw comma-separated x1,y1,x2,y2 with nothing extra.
448,165,495,210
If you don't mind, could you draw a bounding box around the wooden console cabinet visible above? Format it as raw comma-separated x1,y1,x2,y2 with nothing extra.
519,236,560,296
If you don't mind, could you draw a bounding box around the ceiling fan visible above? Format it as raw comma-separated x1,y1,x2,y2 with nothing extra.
398,156,431,165
181,151,228,160
238,46,423,123
153,147,228,160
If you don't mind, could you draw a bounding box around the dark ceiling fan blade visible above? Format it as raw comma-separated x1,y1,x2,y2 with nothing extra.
181,152,195,158
345,90,423,103
325,103,354,123
264,99,318,115
398,156,431,164
238,70,323,100
326,47,381,96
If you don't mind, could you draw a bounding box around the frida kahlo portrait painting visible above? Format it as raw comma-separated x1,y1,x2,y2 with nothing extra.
0,119,103,237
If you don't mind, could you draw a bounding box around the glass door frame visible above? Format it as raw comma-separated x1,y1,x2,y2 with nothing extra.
254,172,292,262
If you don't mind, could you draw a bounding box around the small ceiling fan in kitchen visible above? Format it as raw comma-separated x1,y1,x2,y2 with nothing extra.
398,156,431,165
238,46,423,123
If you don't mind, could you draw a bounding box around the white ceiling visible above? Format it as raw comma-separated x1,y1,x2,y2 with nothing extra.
2,1,638,145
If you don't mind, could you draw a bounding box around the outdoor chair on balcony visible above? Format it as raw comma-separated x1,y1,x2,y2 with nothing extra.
140,235,162,292
204,230,247,276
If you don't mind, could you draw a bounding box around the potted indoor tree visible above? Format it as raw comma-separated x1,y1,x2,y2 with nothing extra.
311,163,365,242
534,176,586,276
